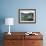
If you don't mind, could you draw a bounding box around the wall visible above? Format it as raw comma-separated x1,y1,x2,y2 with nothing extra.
0,0,46,32
0,0,46,46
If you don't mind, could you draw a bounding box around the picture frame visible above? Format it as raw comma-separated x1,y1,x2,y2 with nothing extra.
18,9,36,23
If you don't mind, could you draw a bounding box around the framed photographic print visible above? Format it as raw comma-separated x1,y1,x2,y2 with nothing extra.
18,9,36,23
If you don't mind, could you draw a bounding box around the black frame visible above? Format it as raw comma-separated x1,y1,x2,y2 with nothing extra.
18,9,36,24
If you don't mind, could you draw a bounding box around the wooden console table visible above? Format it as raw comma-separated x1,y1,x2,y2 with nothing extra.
4,32,43,46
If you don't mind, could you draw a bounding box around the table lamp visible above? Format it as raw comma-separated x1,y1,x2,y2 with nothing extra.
5,18,14,35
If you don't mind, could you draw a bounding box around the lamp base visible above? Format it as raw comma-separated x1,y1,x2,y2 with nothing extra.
8,32,11,35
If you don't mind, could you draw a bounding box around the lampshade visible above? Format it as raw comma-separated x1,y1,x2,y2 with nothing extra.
5,18,14,25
